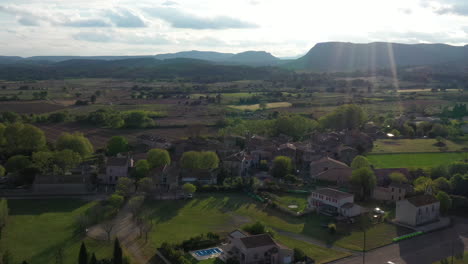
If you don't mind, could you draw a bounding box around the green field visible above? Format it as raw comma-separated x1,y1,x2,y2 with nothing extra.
228,102,292,111
367,152,468,169
434,252,468,263
372,139,468,153
271,193,309,213
0,199,113,264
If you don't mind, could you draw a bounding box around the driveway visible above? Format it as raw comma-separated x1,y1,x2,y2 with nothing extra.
329,218,468,264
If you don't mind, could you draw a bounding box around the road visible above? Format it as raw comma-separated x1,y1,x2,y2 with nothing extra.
329,218,468,264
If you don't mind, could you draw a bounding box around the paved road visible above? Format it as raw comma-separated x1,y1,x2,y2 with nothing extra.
330,218,468,264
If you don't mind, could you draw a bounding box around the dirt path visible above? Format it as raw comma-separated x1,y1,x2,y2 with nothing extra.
87,202,150,264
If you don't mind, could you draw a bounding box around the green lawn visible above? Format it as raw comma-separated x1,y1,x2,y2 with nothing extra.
367,152,468,169
434,252,468,263
275,235,350,264
141,193,407,255
372,139,468,153
0,199,113,264
270,193,309,213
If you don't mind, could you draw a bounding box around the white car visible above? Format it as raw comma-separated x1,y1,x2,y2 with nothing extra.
387,261,396,264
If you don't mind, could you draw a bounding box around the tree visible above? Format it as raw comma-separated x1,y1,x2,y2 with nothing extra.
137,177,153,194
0,165,5,177
180,151,199,170
275,114,318,140
102,221,115,241
128,195,145,218
79,242,88,264
450,174,468,196
199,151,219,169
107,194,124,209
113,238,123,264
271,156,292,178
5,155,31,173
436,191,452,214
319,104,367,130
56,132,94,158
434,177,451,193
90,253,97,264
182,183,196,194
115,177,133,197
147,149,170,169
414,176,435,193
53,150,82,175
106,136,128,156
350,155,371,170
293,248,307,262
4,123,46,154
351,167,376,200
32,151,54,174
389,172,408,184
133,160,150,179
390,129,401,137
243,221,266,235
430,165,449,179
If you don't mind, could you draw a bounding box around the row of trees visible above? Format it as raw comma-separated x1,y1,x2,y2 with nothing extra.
78,239,128,264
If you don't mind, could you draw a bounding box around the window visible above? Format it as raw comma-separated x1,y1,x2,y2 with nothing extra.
392,195,394,200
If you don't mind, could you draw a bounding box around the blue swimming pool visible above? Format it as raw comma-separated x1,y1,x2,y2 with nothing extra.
194,247,222,257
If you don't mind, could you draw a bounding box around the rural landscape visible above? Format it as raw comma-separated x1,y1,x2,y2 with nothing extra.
1,1,468,264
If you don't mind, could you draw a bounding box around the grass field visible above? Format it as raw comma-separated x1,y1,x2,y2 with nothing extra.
271,193,309,213
228,102,292,111
140,193,408,257
0,199,113,264
372,139,468,153
434,252,468,263
367,152,468,169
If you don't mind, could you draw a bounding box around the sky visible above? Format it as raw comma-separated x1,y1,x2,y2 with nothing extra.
1,0,468,57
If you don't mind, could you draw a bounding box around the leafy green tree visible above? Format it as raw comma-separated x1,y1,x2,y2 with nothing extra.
390,129,401,137
430,165,449,179
243,221,266,235
106,136,128,156
319,104,367,130
53,150,82,175
0,165,4,177
32,151,54,174
450,174,468,196
429,124,449,138
147,149,171,169
271,156,292,178
137,177,153,194
436,191,452,214
78,242,88,264
113,238,123,264
133,160,150,179
56,132,94,157
199,151,219,169
5,155,31,173
276,114,318,140
4,123,46,154
433,177,451,193
413,176,435,193
350,155,371,170
128,195,145,218
293,248,307,262
389,172,408,184
351,167,376,200
107,194,124,209
182,183,196,194
0,199,8,236
116,177,133,197
180,151,199,170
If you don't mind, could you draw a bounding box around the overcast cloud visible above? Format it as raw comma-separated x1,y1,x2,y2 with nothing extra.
0,0,468,57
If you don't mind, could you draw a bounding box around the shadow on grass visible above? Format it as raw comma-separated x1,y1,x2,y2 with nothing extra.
7,199,89,215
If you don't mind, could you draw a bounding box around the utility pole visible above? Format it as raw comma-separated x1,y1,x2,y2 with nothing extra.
363,229,366,264
451,239,454,264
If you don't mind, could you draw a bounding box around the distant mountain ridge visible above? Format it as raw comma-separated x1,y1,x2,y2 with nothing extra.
287,42,468,71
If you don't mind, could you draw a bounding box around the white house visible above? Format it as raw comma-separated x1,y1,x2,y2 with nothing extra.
308,188,361,217
395,195,440,227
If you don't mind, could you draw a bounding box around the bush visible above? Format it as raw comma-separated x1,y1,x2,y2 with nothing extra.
328,223,337,234
294,248,307,262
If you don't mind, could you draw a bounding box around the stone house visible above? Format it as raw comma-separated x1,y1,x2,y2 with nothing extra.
308,188,361,217
373,183,408,202
275,143,297,162
101,156,133,185
150,164,180,190
222,230,293,264
181,168,218,185
374,168,411,186
395,195,440,227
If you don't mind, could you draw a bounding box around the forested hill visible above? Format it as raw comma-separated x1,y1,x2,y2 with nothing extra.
0,57,291,82
286,42,468,72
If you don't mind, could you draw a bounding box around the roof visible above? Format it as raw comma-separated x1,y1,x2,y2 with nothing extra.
312,188,353,200
341,202,354,209
278,143,297,150
229,230,247,239
239,234,276,249
407,195,439,207
310,157,349,168
315,168,352,183
107,157,128,167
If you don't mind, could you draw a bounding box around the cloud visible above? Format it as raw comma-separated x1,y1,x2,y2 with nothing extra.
422,0,468,16
72,31,172,45
18,16,40,26
61,19,111,28
369,30,468,44
145,7,257,29
398,8,413,15
162,1,178,6
105,9,147,28
73,31,114,42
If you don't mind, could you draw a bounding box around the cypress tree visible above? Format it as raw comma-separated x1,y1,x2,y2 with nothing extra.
79,242,88,264
90,253,97,264
113,238,123,264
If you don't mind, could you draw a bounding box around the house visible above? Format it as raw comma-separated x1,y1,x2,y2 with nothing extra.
276,143,297,162
373,183,408,202
310,157,352,183
374,168,411,186
181,168,218,185
101,156,133,185
395,195,440,227
334,146,358,165
150,164,179,190
222,230,293,264
308,188,361,217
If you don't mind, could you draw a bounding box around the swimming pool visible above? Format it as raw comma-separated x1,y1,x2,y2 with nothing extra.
194,247,223,257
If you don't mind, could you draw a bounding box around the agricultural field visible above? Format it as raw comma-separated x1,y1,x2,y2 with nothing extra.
228,102,292,111
0,199,113,264
367,152,468,169
372,139,468,153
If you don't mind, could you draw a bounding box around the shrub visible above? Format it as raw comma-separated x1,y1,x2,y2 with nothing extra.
328,223,337,234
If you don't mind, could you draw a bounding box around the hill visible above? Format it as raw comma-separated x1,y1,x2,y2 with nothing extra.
287,42,468,72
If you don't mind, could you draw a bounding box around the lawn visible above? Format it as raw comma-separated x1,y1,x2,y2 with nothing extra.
140,193,406,255
269,193,309,213
372,139,468,153
367,152,468,169
228,102,292,111
0,199,113,264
